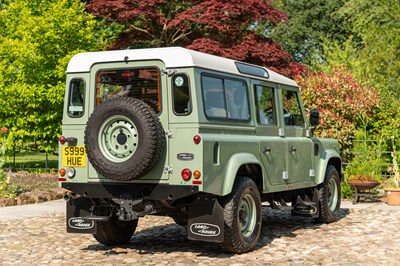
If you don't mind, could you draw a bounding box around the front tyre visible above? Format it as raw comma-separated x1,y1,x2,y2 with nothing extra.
220,177,262,253
315,165,341,223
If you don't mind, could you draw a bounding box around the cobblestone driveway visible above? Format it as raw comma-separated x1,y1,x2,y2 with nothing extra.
1,207,399,265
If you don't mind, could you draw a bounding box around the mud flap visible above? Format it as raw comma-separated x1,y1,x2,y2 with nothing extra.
66,197,97,234
188,194,224,243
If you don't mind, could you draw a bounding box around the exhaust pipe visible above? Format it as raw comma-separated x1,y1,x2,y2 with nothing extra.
63,192,80,201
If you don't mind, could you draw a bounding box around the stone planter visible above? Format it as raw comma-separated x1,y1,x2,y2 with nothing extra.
384,188,400,206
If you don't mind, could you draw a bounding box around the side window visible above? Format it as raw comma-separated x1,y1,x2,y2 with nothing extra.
68,78,85,117
96,68,161,113
255,85,276,125
203,76,227,118
225,79,249,120
172,74,191,115
282,89,304,127
202,75,249,120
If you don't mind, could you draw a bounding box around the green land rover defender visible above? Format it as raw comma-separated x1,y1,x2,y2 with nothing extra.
59,47,342,253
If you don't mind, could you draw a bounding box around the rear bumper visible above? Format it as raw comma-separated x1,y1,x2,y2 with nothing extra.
62,182,199,201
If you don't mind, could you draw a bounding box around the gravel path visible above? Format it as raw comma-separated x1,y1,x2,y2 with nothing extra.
1,202,399,265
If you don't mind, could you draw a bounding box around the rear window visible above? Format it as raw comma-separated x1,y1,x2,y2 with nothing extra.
96,68,161,113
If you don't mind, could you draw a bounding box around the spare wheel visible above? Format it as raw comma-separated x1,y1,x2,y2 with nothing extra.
84,97,165,181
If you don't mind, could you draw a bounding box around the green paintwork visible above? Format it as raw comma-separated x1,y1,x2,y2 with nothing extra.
98,115,139,162
60,53,341,199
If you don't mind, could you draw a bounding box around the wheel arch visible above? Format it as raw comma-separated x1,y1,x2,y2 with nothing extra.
315,150,342,185
220,153,263,196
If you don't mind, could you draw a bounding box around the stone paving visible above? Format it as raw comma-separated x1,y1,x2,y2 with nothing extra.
0,204,400,265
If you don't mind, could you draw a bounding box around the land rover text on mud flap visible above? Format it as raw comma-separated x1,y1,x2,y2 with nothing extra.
59,47,342,253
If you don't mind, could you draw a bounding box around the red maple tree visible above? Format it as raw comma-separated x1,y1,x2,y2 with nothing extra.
87,0,305,77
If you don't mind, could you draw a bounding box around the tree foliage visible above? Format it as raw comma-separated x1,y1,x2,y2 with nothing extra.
296,66,381,151
315,0,400,93
87,0,305,77
312,0,400,147
0,0,119,151
271,0,349,66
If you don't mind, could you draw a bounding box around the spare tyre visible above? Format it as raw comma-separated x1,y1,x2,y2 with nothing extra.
84,97,165,181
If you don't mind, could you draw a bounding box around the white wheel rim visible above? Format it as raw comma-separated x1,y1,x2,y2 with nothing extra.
328,178,338,211
239,194,257,238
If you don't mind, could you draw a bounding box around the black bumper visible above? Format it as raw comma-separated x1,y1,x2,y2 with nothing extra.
62,182,199,201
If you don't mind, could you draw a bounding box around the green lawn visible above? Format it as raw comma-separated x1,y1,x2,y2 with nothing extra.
4,150,58,170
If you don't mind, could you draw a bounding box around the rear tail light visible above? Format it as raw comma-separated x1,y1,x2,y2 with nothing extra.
181,168,192,181
193,135,201,144
59,136,66,145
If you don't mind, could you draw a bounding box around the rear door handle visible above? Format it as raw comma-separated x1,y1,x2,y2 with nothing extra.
263,147,271,153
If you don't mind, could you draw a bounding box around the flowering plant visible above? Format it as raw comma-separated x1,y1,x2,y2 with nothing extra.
0,127,8,169
0,127,9,191
385,136,400,189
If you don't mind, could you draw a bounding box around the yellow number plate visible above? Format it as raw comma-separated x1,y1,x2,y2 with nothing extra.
62,146,86,167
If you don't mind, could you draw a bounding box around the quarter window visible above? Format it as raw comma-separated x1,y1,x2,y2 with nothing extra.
68,78,85,117
96,68,161,113
172,74,191,115
202,75,249,120
282,89,304,127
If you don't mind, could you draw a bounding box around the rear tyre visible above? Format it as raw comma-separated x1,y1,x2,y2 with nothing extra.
220,177,262,253
314,165,341,223
94,213,138,246
171,213,188,226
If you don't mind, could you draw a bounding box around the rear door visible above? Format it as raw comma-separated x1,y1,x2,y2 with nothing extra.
87,60,169,180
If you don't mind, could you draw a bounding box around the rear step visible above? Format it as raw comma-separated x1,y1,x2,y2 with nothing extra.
291,189,319,218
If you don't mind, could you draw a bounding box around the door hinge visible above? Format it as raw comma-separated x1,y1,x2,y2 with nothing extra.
165,130,173,138
282,171,289,180
164,165,173,174
279,128,285,137
162,68,176,76
309,169,316,177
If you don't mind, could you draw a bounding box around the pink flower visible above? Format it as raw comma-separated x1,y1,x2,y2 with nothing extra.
1,127,7,134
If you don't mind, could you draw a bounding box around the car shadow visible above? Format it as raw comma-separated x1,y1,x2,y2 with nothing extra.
83,207,350,257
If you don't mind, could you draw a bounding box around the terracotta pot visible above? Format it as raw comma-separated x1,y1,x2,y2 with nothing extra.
384,188,400,206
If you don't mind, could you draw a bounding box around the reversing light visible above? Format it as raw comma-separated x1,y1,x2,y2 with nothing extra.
59,136,66,145
193,170,201,179
66,167,76,179
181,168,192,181
193,135,201,144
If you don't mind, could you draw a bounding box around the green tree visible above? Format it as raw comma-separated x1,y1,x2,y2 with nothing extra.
0,0,120,152
271,0,349,66
313,0,400,147
323,0,400,94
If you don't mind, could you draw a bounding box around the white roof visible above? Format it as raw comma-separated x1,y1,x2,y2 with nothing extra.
66,47,297,87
